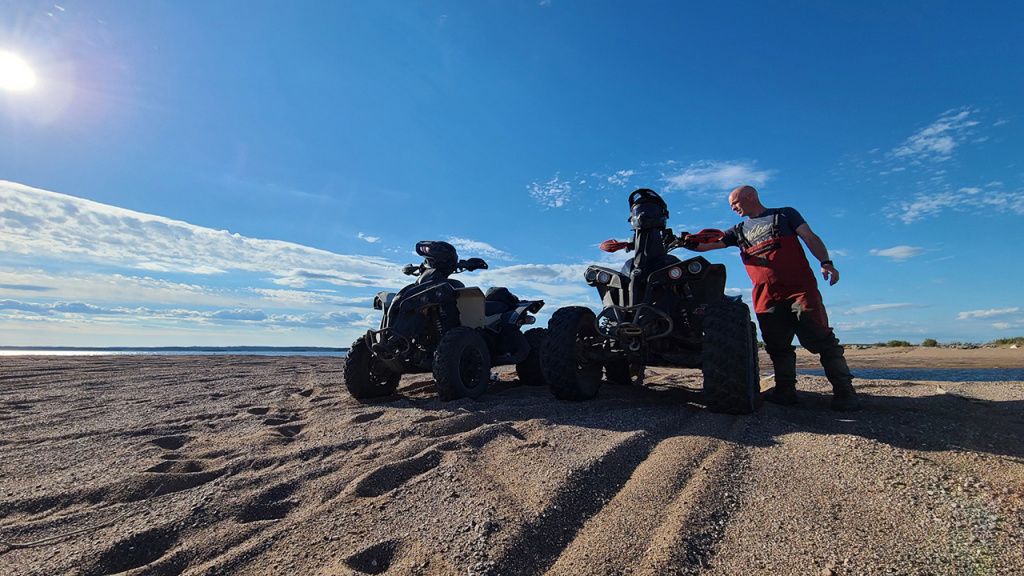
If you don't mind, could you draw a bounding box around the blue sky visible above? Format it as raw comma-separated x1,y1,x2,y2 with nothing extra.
1,0,1022,346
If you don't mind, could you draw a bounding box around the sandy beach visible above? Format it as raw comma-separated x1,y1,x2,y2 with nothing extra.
1,348,1022,575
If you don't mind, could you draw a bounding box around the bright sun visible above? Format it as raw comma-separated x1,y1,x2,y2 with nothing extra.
0,51,37,91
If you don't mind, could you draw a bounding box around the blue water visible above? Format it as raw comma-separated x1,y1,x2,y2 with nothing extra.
801,367,1024,382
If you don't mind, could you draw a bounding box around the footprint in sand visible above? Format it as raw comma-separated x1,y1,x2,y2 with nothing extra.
79,525,180,576
347,450,442,497
262,415,298,426
145,459,208,474
274,424,304,439
246,406,270,415
235,481,299,523
150,435,191,450
349,410,385,424
344,540,400,575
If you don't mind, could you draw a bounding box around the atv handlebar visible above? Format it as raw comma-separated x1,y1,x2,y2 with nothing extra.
663,228,726,251
403,258,488,276
600,238,633,253
457,258,488,272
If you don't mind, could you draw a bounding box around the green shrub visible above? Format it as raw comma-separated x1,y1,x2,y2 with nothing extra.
886,340,912,347
921,338,939,347
988,336,1024,347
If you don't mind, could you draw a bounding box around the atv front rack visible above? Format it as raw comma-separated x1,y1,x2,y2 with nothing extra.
594,304,674,351
365,328,410,360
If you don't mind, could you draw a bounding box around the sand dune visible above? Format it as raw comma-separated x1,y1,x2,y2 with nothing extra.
1,353,1022,575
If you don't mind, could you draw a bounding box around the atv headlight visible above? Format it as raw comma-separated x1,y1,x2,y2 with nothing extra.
585,268,598,282
597,271,612,285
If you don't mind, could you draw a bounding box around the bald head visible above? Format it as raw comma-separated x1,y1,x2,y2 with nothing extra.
728,185,765,218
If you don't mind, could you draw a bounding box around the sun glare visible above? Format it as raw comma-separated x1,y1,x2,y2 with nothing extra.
0,51,37,92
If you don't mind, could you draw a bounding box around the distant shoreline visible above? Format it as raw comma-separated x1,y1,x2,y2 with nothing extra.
0,345,347,353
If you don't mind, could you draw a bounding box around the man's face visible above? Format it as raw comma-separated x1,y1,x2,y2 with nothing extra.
729,192,756,217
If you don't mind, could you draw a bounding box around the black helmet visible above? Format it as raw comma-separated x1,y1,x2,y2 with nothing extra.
415,241,458,273
628,188,669,231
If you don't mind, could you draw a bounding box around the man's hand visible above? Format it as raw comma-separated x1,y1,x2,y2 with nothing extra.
821,261,839,285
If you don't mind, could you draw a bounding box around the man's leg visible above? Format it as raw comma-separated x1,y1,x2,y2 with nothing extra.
792,293,861,411
757,303,799,405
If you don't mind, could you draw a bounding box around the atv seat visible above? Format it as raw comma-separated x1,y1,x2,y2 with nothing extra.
485,287,519,315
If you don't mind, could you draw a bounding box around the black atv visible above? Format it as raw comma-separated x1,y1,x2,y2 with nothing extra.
344,241,546,401
541,189,760,414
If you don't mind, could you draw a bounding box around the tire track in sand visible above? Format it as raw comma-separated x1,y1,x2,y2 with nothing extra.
486,413,752,576
544,415,748,575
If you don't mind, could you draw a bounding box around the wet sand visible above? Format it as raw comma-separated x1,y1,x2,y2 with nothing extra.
0,350,1021,575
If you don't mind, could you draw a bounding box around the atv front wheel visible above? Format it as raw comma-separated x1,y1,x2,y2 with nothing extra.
543,307,603,400
515,327,548,385
701,299,761,414
344,339,401,400
433,327,492,400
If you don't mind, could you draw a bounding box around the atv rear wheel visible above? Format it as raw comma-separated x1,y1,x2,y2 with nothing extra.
344,338,401,400
515,327,548,385
701,299,761,414
543,307,603,400
433,327,491,400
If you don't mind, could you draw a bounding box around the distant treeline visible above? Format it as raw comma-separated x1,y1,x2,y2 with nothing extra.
864,336,1023,348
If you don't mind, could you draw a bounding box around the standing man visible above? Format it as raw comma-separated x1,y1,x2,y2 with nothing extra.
686,185,860,411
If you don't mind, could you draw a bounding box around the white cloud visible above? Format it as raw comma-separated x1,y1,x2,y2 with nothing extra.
890,108,980,162
607,169,635,187
357,232,381,243
845,303,917,315
0,181,403,287
250,288,370,307
447,236,512,260
528,175,573,208
991,321,1024,330
663,161,774,194
891,186,1024,224
869,246,925,261
957,307,1020,320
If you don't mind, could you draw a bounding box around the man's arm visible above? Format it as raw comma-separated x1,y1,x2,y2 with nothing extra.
795,223,839,285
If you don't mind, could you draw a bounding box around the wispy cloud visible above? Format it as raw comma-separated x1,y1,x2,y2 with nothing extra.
0,180,403,288
607,169,635,187
890,108,980,163
663,161,774,195
357,232,381,243
0,299,123,316
889,184,1024,224
0,297,372,329
527,175,573,208
0,283,53,292
869,245,925,261
447,237,512,260
845,303,917,315
957,307,1020,320
992,321,1024,330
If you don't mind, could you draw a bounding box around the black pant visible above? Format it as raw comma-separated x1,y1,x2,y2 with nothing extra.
756,298,852,391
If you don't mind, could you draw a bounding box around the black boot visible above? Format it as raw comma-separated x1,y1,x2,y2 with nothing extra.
765,381,799,405
830,381,861,411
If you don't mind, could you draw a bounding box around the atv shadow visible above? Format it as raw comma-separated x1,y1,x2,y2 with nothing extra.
360,370,1024,463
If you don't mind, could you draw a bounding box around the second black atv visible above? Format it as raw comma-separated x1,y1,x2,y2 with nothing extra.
344,241,546,401
540,189,760,414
